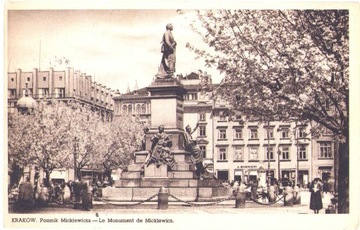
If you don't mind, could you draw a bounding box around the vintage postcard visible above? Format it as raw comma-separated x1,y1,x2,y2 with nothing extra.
2,1,360,230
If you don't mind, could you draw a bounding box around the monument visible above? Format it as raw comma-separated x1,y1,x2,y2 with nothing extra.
102,24,231,202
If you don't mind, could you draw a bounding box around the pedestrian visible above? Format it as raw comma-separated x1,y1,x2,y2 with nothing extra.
81,181,92,211
72,178,82,203
16,177,35,211
309,178,323,214
250,179,258,199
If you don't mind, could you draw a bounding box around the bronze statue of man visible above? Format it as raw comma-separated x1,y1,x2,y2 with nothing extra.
183,123,206,179
156,23,177,78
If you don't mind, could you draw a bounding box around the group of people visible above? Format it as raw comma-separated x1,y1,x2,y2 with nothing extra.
9,176,103,212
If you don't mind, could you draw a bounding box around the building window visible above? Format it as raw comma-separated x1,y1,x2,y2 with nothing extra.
136,104,141,114
22,89,33,96
299,145,307,160
122,105,127,114
141,104,146,114
27,77,30,82
38,88,49,98
199,146,206,158
265,147,274,160
43,76,46,81
218,129,227,140
8,89,16,98
319,142,332,158
11,78,14,82
199,112,206,121
249,128,258,139
234,128,243,139
199,125,206,137
281,128,289,138
219,111,227,121
218,147,227,161
281,146,290,160
59,76,63,81
186,93,198,100
233,146,243,161
298,127,307,138
265,127,274,139
249,146,259,160
128,105,132,114
54,88,65,98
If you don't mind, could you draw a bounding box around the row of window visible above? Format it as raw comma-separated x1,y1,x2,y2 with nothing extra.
217,127,308,140
195,124,309,140
122,104,148,115
10,76,64,83
9,88,113,107
216,142,333,161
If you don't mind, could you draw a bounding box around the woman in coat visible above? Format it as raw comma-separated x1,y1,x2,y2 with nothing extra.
309,178,323,214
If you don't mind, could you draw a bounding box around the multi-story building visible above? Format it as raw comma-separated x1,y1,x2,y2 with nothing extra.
7,67,115,120
7,67,117,184
113,73,335,188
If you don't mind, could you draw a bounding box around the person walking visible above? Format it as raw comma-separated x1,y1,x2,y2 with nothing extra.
309,178,323,214
81,181,92,211
17,177,34,211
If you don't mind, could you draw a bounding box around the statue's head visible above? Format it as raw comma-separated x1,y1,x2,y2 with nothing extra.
166,23,173,30
158,125,165,132
143,126,149,133
185,125,191,133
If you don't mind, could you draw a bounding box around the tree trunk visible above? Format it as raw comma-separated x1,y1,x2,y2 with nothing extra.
45,170,51,187
337,136,349,213
10,164,23,187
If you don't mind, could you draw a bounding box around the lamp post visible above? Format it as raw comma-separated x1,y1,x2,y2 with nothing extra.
73,137,78,180
267,120,271,187
277,149,281,180
296,135,299,187
276,127,282,181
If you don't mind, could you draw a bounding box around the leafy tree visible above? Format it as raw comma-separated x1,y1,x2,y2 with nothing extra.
187,10,349,213
8,100,144,186
95,115,143,180
65,102,104,179
8,113,35,187
28,101,74,185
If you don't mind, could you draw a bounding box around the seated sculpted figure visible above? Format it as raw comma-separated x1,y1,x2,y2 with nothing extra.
145,125,176,170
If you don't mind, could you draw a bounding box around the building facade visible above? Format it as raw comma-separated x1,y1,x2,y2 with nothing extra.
7,67,115,120
113,73,336,188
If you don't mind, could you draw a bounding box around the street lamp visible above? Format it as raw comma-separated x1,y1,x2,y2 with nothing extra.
266,120,271,187
73,137,79,180
276,127,282,182
277,149,281,180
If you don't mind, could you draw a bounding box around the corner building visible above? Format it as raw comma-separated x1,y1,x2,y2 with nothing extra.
113,73,336,188
7,67,115,120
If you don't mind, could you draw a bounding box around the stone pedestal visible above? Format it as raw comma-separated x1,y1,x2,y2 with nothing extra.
107,78,226,202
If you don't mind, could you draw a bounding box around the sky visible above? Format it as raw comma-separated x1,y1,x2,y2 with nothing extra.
7,9,221,93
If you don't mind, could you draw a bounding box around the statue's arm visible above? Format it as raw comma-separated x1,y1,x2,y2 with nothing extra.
190,122,199,135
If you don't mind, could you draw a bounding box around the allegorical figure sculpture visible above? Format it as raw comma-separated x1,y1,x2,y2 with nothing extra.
145,125,176,170
156,23,177,78
183,123,206,179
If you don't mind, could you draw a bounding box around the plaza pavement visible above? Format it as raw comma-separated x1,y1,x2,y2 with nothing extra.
8,191,335,214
